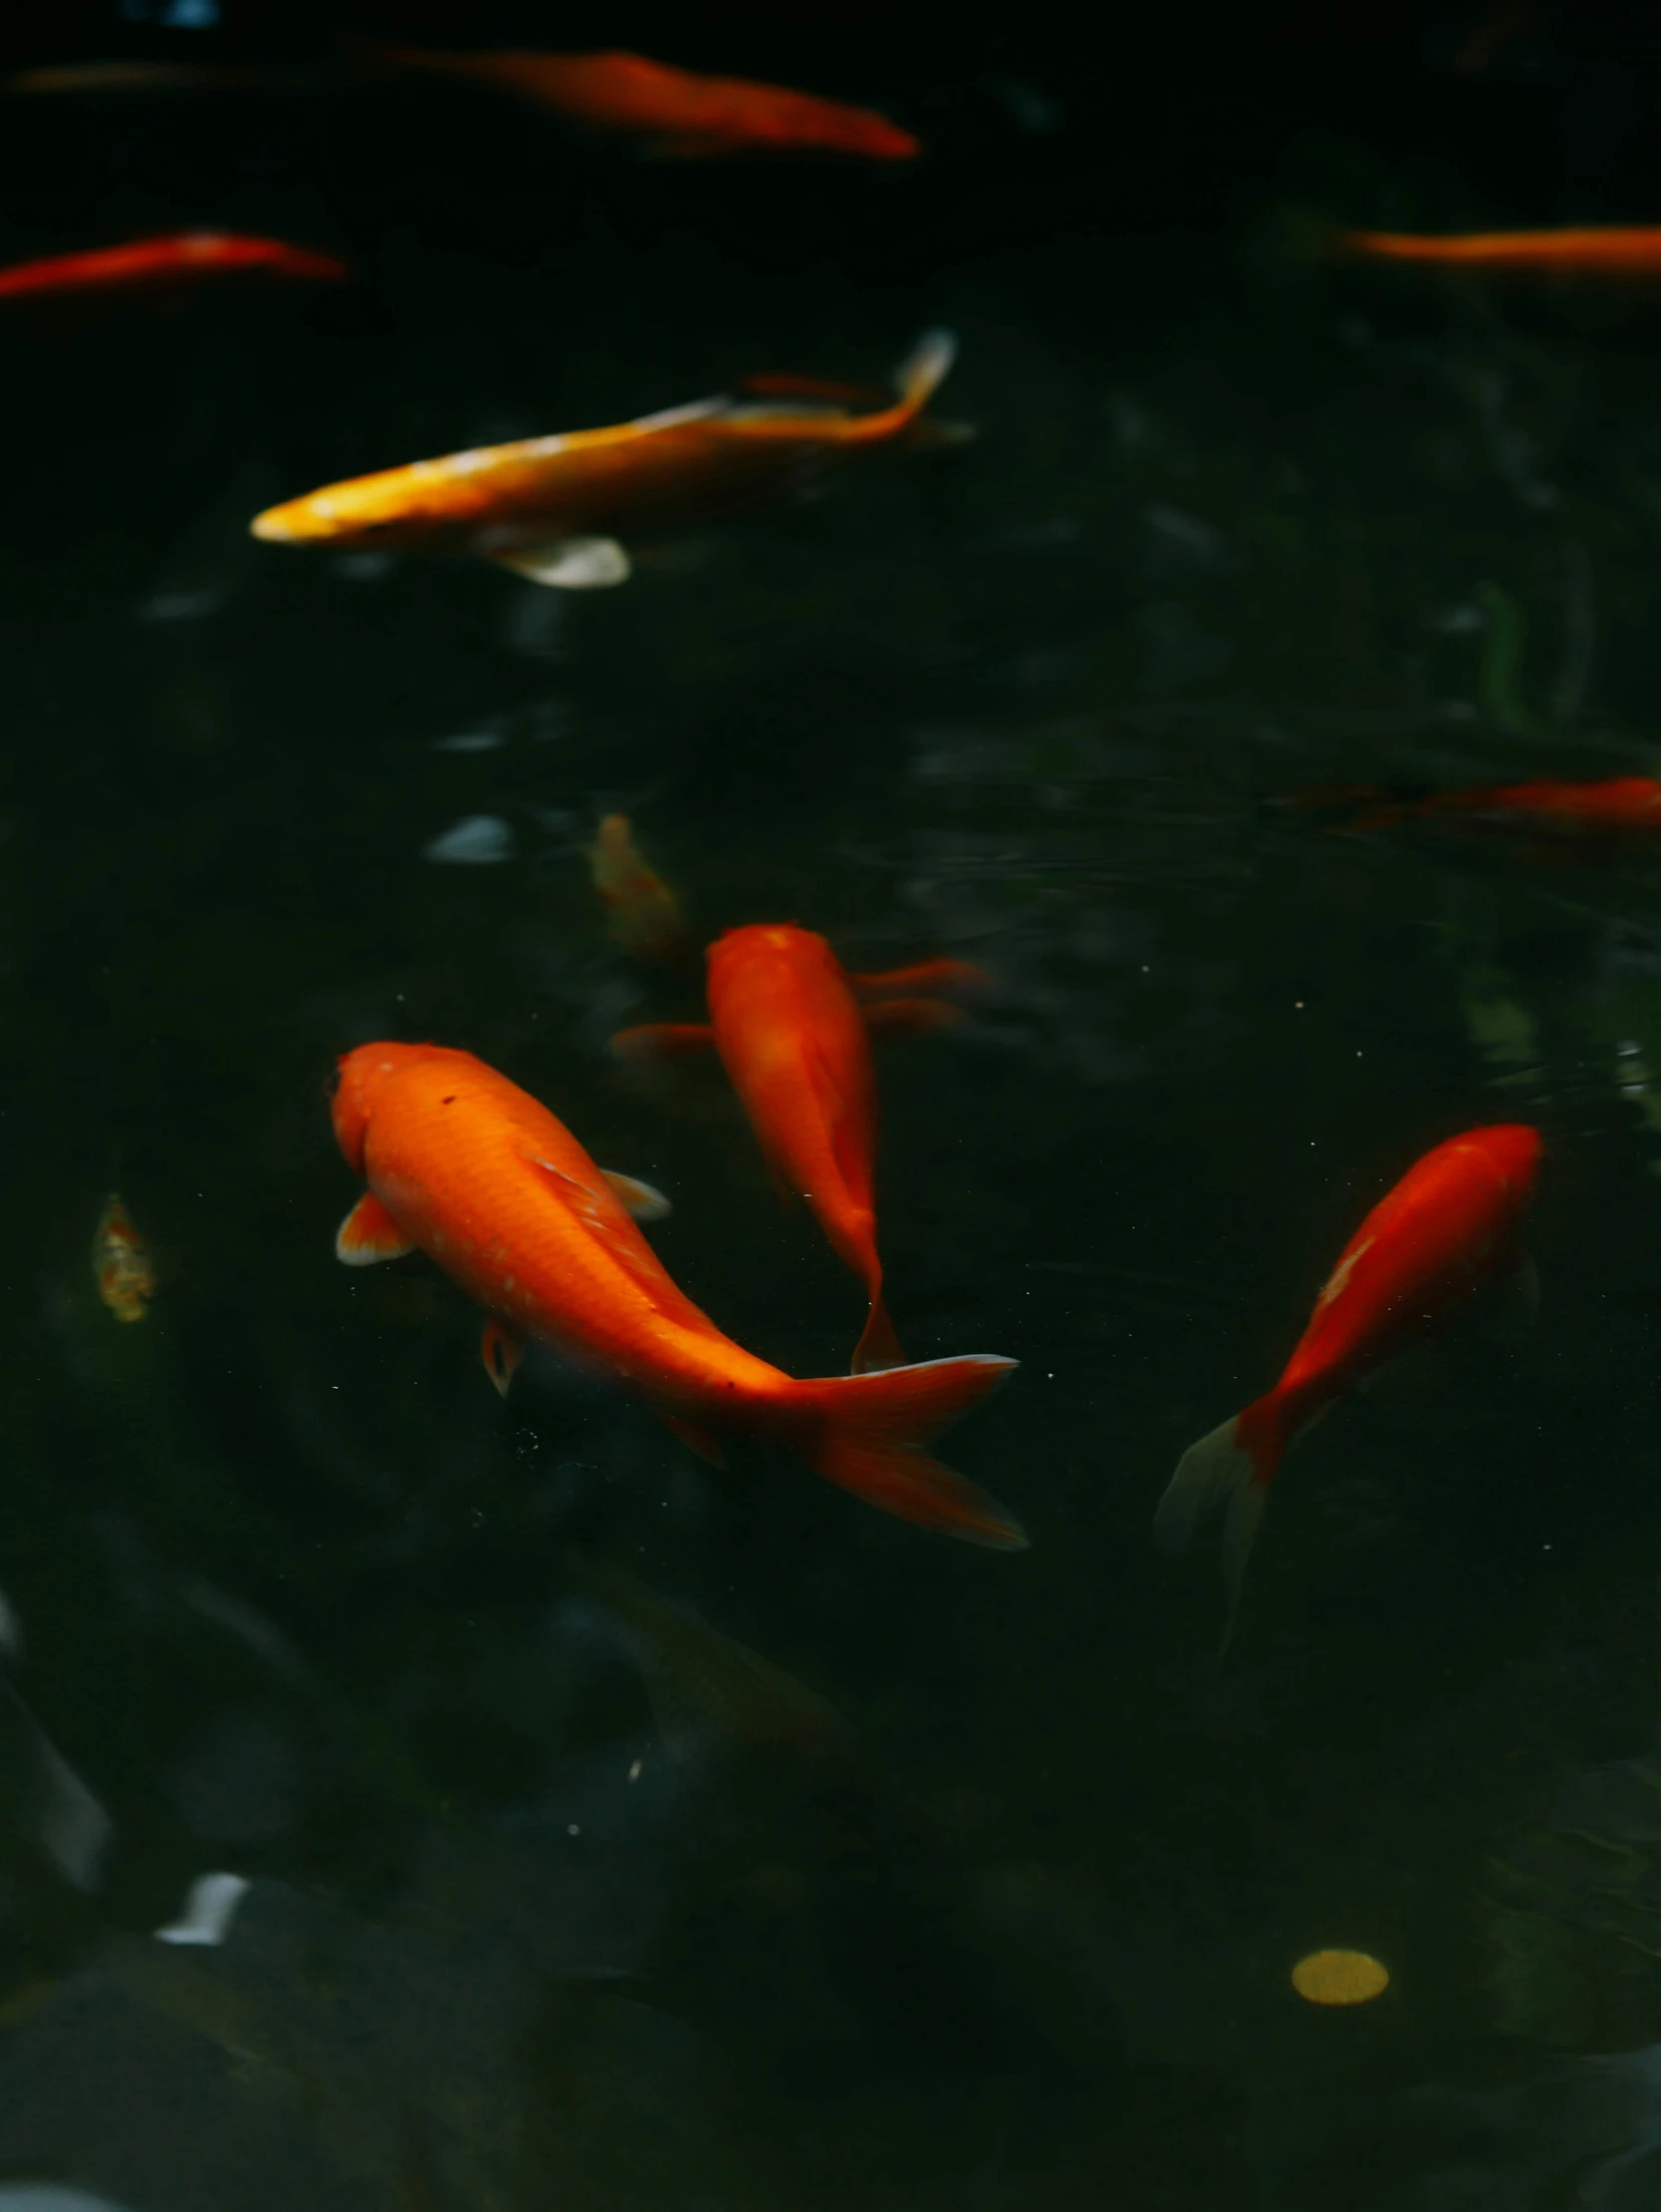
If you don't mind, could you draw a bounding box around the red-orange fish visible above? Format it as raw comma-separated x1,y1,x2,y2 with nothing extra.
612,925,985,1374
1336,227,1661,276
92,1192,156,1322
251,330,965,588
0,231,349,301
1340,775,1661,842
332,1042,1023,1547
1155,1124,1542,1644
369,44,919,161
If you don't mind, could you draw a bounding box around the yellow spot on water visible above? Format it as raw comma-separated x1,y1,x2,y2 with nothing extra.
1291,1949,1388,2006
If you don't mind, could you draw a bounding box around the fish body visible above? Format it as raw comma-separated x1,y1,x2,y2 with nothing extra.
332,1043,1023,1546
250,330,962,588
370,44,918,160
1337,226,1661,276
0,232,349,300
92,1193,156,1322
1155,1124,1542,1642
589,815,684,961
1348,775,1661,842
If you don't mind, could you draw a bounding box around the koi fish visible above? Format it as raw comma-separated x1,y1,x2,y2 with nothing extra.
0,232,349,301
92,1193,157,1323
588,814,684,962
1337,775,1661,843
251,329,965,588
331,1042,1023,1547
1155,1124,1542,1646
1336,227,1661,276
612,925,985,1374
367,44,919,161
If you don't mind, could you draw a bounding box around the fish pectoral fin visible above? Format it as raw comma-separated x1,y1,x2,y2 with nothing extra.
336,1192,415,1265
481,1318,524,1397
610,1022,716,1062
600,1169,671,1221
658,1412,729,1469
862,996,965,1038
493,535,632,589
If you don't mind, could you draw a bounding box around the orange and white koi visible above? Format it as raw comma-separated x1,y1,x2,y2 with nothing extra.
612,925,985,1373
92,1193,156,1322
0,232,349,301
368,44,919,161
1337,227,1661,276
589,815,684,962
250,329,965,589
332,1042,1023,1547
1155,1124,1542,1644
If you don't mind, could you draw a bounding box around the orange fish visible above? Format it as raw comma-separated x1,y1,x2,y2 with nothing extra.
1336,227,1661,276
251,329,964,588
369,44,919,161
612,925,986,1374
1155,1124,1542,1644
92,1193,156,1322
588,815,684,962
1338,775,1661,843
331,1042,1024,1547
0,231,350,301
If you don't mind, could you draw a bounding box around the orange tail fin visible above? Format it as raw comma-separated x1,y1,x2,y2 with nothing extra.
1153,1392,1284,1651
779,1354,1022,1547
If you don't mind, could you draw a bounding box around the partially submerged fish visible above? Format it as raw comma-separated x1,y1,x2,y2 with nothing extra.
250,329,966,589
1336,227,1661,277
0,232,349,301
588,815,684,962
614,925,984,1373
331,1042,1024,1546
1155,1124,1542,1646
367,44,919,161
92,1194,156,1323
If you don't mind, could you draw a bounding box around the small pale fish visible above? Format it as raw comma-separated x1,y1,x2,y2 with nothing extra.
92,1193,156,1322
589,814,685,962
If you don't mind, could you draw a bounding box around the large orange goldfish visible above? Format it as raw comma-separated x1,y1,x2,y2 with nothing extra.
613,925,984,1374
368,44,919,161
1337,227,1661,276
331,1043,1023,1547
1156,1124,1542,1645
250,330,964,588
0,232,348,300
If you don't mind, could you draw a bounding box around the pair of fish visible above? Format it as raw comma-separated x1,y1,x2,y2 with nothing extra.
252,328,965,590
332,938,1018,1548
0,232,349,300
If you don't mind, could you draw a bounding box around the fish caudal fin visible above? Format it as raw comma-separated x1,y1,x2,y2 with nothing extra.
893,328,957,410
1153,1396,1282,1653
782,1354,1024,1547
851,1291,903,1375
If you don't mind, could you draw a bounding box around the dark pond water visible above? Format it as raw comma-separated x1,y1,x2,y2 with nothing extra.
7,18,1661,2209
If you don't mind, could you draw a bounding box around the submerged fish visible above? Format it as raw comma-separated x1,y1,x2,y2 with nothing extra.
1155,1124,1542,1645
368,44,919,161
331,1042,1023,1546
1338,775,1661,845
92,1194,156,1323
1336,227,1661,276
588,815,684,962
0,232,349,301
613,926,984,1373
250,329,965,589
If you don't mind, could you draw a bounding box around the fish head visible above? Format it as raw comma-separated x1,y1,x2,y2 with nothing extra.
251,467,440,550
330,1042,438,1170
705,922,820,981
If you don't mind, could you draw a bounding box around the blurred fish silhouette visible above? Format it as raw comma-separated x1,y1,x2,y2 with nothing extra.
0,232,348,301
1309,775,1661,853
1155,1124,1542,1647
92,1193,156,1323
589,815,685,963
331,1041,1024,1546
614,925,986,1374
366,44,919,161
1334,226,1661,277
250,330,968,589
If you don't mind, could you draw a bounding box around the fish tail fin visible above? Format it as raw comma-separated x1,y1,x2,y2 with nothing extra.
1153,1394,1283,1652
850,1285,903,1374
838,330,963,445
893,328,958,411
779,1354,1023,1547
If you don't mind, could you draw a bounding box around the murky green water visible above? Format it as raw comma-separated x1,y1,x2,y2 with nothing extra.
8,45,1661,2212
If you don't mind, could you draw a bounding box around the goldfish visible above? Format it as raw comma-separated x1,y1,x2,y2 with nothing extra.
250,329,965,589
1336,227,1661,276
589,815,685,962
0,232,349,301
612,926,985,1374
92,1193,157,1322
331,1042,1024,1547
367,44,919,161
1336,775,1661,844
1155,1124,1542,1646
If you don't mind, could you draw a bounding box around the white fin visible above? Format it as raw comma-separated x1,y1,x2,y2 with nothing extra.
154,1870,251,1947
894,327,957,405
1153,1413,1267,1656
600,1170,671,1221
495,536,632,589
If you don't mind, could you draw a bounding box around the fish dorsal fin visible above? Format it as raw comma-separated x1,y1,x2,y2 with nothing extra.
517,1146,687,1310
799,1028,872,1206
625,396,731,434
